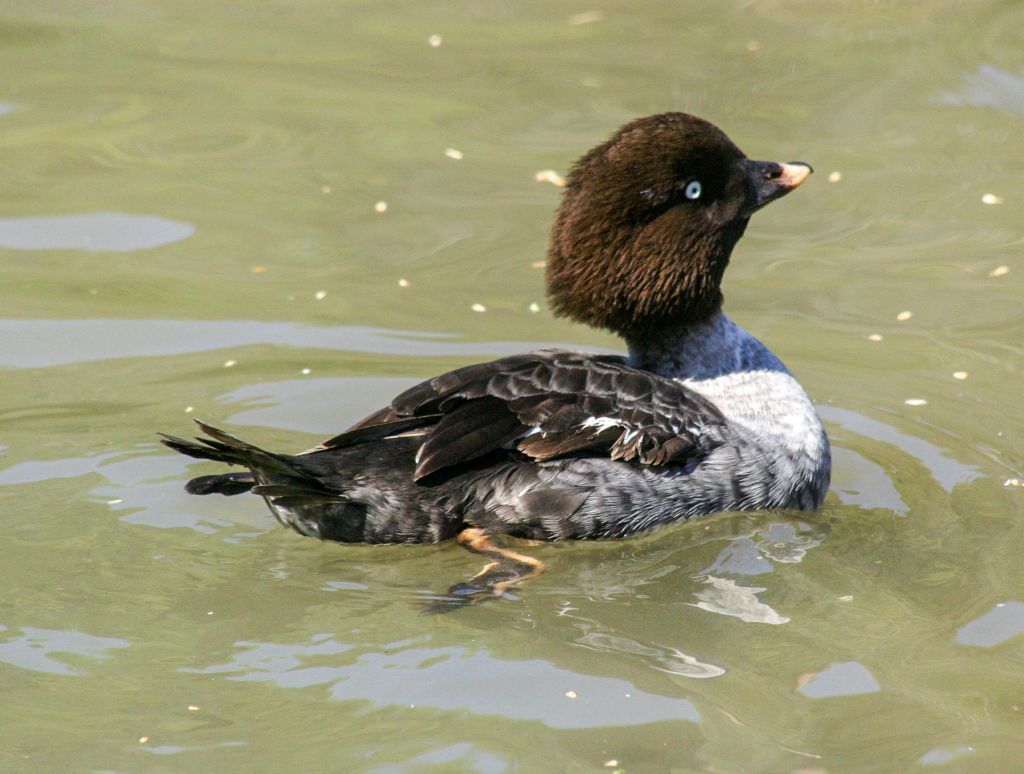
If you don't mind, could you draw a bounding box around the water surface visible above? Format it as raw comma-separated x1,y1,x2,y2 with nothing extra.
1,1,1023,770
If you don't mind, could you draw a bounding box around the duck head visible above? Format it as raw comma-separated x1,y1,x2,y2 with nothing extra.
546,112,811,342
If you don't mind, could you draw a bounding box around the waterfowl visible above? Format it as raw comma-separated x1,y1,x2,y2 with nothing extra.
162,112,830,605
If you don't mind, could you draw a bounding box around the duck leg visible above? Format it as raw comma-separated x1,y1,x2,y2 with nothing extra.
429,527,545,611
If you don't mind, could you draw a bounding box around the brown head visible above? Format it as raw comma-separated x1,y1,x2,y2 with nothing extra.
546,112,811,342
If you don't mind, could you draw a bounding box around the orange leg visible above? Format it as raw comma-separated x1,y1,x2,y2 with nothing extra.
428,527,545,611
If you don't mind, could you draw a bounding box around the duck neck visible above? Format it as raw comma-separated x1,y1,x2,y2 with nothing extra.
625,310,753,381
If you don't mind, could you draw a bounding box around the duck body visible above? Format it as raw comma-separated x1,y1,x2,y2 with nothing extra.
162,112,831,561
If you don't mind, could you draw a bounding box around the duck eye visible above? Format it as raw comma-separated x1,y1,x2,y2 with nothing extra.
684,180,702,200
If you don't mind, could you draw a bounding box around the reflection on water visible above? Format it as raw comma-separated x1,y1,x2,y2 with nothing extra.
0,213,194,251
955,601,1024,648
0,319,601,368
186,639,702,728
797,661,881,699
938,64,1024,115
573,628,725,679
0,625,129,676
691,576,790,625
820,406,980,493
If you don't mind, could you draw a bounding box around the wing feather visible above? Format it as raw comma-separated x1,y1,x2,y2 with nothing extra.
313,350,725,480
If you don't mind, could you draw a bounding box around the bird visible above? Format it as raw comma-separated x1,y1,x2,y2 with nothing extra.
161,112,830,607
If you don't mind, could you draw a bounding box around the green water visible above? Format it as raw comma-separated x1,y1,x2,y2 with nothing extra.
2,1,1023,770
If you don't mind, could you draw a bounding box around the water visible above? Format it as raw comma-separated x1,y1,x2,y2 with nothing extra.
1,1,1022,770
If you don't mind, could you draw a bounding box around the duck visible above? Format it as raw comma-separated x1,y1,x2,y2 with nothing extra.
161,112,831,605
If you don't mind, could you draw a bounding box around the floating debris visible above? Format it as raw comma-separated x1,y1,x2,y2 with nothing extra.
534,169,566,187
321,185,332,194
314,290,328,300
528,302,541,313
904,398,927,406
530,260,546,269
603,761,619,768
108,498,123,505
428,34,442,47
565,690,577,699
185,405,194,413
981,193,1003,205
952,371,968,380
896,310,913,321
1005,478,1022,488
188,705,200,712
301,368,311,375
569,10,604,25
471,303,487,313
251,265,267,273
223,359,237,368
398,278,410,288
444,148,464,160
867,334,883,342
746,40,760,52
139,736,149,744
837,595,854,602
989,265,1009,277
828,171,842,183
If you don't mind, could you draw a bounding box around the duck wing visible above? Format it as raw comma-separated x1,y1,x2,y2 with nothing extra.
314,350,726,480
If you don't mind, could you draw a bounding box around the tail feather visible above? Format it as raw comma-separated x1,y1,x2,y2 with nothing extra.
186,472,256,496
159,419,316,481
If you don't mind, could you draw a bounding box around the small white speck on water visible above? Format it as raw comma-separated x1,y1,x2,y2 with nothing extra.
868,334,883,342
981,193,1003,205
398,278,410,288
746,40,760,51
188,705,200,712
989,265,1009,277
530,260,546,269
828,171,842,183
223,359,237,368
374,200,388,213
314,290,327,300
471,303,487,312
837,595,854,602
565,690,577,699
138,736,149,744
528,302,541,313
603,761,619,768
904,398,927,406
896,310,913,321
444,148,464,160
534,169,566,187
207,611,214,615
952,371,968,380
301,368,311,375
569,10,604,25
107,498,123,505
185,405,194,413
428,34,442,47
1005,478,1022,488
321,185,332,194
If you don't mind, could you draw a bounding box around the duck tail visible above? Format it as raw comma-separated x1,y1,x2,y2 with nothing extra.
159,419,316,496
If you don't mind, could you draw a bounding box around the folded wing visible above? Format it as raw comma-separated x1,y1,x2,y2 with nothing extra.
312,351,726,480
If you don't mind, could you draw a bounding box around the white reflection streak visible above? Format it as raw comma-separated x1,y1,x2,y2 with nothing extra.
690,575,790,625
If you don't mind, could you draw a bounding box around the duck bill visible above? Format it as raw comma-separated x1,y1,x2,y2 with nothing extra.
743,160,813,216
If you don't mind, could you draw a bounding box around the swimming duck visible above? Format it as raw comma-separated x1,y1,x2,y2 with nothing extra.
162,112,830,604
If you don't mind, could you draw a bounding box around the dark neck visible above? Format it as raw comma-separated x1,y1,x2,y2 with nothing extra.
625,310,742,380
